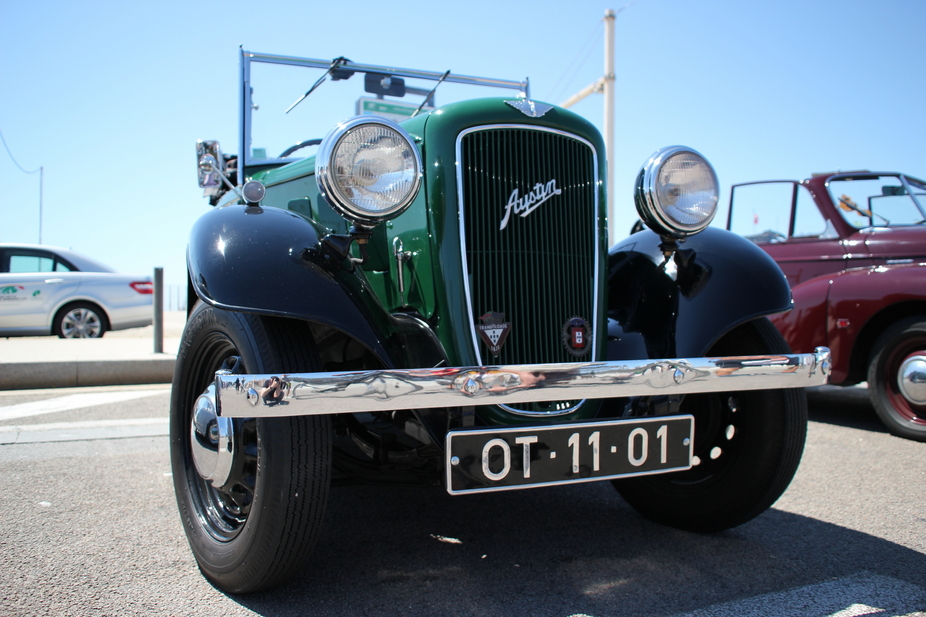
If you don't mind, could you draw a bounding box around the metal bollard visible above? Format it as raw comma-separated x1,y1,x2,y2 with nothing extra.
153,267,164,353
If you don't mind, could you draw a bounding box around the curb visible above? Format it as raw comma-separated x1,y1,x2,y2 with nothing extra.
0,359,175,390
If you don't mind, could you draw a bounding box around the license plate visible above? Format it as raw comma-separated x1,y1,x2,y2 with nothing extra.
446,415,694,494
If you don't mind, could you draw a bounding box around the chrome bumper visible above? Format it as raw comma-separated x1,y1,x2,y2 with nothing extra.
214,347,830,418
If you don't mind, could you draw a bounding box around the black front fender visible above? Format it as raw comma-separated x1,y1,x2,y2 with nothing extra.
187,204,394,364
608,226,792,359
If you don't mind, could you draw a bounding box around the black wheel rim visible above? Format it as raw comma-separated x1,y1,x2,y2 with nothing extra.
183,332,258,542
662,391,747,486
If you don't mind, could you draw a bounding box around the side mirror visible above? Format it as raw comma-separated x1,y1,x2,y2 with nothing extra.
196,140,225,189
195,139,263,207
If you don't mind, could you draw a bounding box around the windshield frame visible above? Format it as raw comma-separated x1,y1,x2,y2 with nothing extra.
239,50,531,172
824,172,926,229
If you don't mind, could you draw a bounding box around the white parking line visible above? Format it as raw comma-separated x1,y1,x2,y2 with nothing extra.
669,572,926,617
0,418,168,444
0,389,169,422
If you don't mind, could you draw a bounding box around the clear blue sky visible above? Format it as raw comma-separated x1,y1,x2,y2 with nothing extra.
2,0,924,298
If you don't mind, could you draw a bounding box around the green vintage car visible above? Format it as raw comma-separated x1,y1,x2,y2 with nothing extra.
173,50,831,593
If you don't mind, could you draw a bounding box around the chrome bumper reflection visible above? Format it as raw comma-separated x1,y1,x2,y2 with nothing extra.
214,347,830,418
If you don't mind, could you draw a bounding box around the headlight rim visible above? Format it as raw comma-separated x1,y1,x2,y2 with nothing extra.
316,116,422,227
635,145,719,239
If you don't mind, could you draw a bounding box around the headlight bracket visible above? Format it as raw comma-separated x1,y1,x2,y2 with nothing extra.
311,225,374,271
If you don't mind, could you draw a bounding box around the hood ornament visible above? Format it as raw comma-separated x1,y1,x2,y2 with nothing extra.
505,99,553,118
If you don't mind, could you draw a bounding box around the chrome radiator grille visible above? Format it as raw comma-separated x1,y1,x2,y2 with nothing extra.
458,126,599,369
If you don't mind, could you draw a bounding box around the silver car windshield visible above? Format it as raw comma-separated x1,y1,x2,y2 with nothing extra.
827,174,926,228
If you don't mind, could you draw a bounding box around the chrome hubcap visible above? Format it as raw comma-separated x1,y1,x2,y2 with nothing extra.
898,355,926,406
62,308,101,338
190,384,236,487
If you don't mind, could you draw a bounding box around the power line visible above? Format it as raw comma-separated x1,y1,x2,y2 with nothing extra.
547,21,602,105
546,2,644,105
0,127,45,244
0,127,41,175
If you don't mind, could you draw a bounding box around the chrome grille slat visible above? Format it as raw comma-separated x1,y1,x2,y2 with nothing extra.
457,126,599,380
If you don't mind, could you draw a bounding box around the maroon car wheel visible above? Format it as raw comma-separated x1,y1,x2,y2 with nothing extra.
867,316,926,442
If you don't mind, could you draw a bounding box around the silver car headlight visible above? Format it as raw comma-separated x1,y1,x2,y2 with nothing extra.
316,116,422,226
634,146,719,238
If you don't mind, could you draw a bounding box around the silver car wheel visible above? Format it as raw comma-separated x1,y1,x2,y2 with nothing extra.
61,307,103,338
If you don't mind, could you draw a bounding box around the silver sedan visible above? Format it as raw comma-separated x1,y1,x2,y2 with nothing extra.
0,244,153,338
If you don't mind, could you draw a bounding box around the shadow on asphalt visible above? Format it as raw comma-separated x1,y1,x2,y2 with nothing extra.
229,478,926,616
225,385,918,616
806,385,887,434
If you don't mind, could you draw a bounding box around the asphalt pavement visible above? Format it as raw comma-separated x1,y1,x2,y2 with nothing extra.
0,311,186,390
0,385,921,616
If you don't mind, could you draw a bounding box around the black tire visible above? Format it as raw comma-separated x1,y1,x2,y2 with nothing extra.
54,302,106,338
613,317,807,532
867,316,926,442
170,302,331,594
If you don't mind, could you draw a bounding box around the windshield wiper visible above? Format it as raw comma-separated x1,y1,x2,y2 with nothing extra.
411,70,450,118
837,195,891,226
286,56,350,114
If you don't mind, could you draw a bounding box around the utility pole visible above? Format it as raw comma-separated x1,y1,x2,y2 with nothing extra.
603,9,615,242
38,166,44,244
562,8,621,243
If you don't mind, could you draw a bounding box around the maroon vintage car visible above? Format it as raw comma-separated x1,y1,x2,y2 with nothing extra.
727,171,926,442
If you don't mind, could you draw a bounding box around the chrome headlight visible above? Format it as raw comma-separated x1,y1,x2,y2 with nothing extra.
316,116,422,226
635,146,719,238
